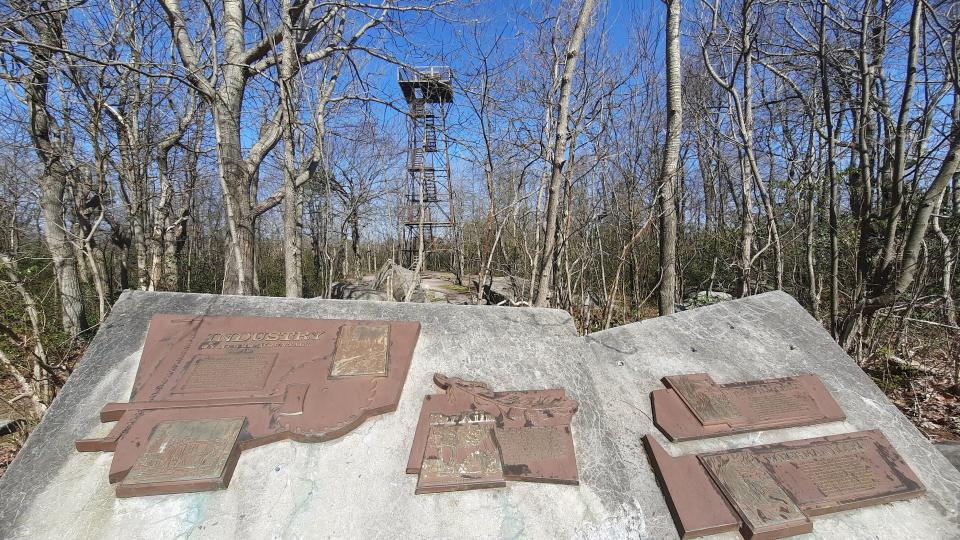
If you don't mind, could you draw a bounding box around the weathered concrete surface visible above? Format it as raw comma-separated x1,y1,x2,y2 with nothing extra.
0,291,620,539
584,291,960,539
937,442,960,472
1,290,957,539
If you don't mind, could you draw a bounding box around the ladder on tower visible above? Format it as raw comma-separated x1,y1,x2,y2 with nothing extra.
410,148,424,169
423,116,437,151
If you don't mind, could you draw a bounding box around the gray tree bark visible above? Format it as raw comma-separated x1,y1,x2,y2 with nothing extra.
658,0,682,316
533,0,596,307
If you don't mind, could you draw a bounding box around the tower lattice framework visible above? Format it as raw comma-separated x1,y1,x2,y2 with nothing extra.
398,66,456,270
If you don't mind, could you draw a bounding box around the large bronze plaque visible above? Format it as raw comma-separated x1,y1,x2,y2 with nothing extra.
408,374,580,494
76,315,420,497
653,373,845,441
643,430,925,539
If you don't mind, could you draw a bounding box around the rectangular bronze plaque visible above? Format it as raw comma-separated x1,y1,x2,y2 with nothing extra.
173,354,277,394
742,430,925,515
330,324,390,377
644,429,925,540
117,417,245,497
654,373,845,441
699,451,812,539
495,426,578,484
416,414,505,494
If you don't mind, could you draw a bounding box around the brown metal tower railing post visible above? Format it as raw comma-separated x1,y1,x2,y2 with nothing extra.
398,66,456,271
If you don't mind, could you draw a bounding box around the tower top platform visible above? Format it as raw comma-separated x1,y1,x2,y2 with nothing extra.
398,66,454,103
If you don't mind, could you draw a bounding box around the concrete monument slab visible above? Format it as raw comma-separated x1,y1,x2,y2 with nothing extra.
0,291,616,539
0,290,957,539
584,291,960,538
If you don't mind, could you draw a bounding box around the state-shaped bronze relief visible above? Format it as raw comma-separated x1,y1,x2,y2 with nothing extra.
76,314,420,497
643,430,925,539
652,373,846,441
408,373,580,494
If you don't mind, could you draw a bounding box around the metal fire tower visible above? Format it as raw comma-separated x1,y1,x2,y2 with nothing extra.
398,66,456,270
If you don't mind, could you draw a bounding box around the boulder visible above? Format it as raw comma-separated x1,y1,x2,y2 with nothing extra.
330,282,389,301
679,289,733,310
476,275,531,305
374,261,425,302
2,291,957,538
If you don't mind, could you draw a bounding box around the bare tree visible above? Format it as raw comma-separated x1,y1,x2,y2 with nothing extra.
2,0,86,336
658,0,682,315
533,0,597,307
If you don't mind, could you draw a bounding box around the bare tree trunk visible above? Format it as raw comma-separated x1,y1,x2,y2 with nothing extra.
658,0,682,316
533,0,595,307
280,1,303,297
840,93,960,345
932,191,957,326
818,2,840,337
13,4,87,335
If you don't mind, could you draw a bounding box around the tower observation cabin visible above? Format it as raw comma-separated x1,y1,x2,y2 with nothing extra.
398,66,456,271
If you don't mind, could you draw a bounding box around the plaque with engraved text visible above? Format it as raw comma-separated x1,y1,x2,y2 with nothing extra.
653,373,845,441
76,315,420,497
408,374,580,494
643,430,925,539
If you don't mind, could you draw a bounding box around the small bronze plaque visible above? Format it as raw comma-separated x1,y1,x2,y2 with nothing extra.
643,430,925,540
665,373,744,426
408,374,580,494
654,373,845,441
495,426,578,484
330,324,390,377
699,451,811,538
76,315,420,497
416,415,505,494
117,417,245,497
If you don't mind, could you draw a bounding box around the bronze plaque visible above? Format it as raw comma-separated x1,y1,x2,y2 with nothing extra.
416,414,505,494
699,451,811,538
654,373,845,441
330,324,390,377
173,354,277,393
76,314,420,497
643,430,925,540
408,374,580,494
117,417,245,497
741,430,925,515
494,426,577,484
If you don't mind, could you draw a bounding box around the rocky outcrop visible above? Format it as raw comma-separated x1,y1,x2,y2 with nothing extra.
476,276,531,305
330,282,389,301
374,261,425,302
